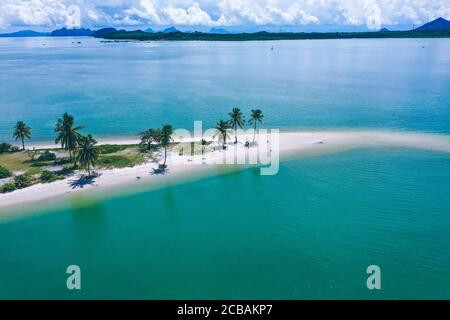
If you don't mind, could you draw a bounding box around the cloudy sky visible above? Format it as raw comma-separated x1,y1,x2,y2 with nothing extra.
1,0,449,32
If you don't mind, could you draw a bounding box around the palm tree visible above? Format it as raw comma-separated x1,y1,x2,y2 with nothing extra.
54,113,83,165
157,124,173,167
248,109,264,142
77,135,98,177
13,121,31,150
139,128,160,151
214,120,231,148
228,108,245,144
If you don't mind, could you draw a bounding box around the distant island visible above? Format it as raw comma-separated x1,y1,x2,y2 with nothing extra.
1,17,450,40
98,29,450,41
97,18,450,41
50,27,93,37
0,30,50,37
415,17,450,31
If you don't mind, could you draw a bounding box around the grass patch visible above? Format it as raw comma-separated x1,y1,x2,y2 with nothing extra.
0,146,146,191
97,153,146,169
0,151,32,172
25,159,55,168
173,141,212,156
96,144,136,155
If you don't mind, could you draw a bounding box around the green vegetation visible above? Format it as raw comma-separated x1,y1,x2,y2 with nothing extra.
97,153,145,168
54,112,83,166
229,108,245,144
249,109,264,142
0,142,19,154
139,128,160,152
96,144,130,154
26,149,40,161
1,106,266,193
0,142,147,192
214,120,231,148
0,165,12,179
0,142,12,154
39,170,58,183
176,141,211,156
14,174,31,189
0,151,33,171
99,30,450,42
38,150,56,161
158,125,174,167
1,182,16,193
13,121,31,150
77,135,98,177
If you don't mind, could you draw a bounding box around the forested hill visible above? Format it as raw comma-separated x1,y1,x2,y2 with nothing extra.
98,29,450,41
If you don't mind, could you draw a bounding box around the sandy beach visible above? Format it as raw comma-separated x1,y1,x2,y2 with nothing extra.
1,130,450,213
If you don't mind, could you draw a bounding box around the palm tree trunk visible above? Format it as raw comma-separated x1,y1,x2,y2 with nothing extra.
253,123,257,142
71,148,77,167
163,145,167,166
21,137,25,150
87,163,90,177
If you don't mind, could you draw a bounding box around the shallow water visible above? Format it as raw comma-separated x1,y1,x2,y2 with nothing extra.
1,149,450,299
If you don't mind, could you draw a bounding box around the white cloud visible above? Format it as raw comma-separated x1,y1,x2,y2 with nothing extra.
0,0,449,30
161,2,215,25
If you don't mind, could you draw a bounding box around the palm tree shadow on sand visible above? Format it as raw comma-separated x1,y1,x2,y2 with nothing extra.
151,167,168,175
68,174,98,189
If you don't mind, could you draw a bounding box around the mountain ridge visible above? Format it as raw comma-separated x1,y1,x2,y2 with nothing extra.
415,17,450,31
1,17,450,38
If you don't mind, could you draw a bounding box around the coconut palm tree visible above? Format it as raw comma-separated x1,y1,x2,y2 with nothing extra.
248,109,264,142
158,124,173,168
228,107,245,144
139,128,160,151
54,113,83,165
13,121,31,150
77,134,98,177
214,120,231,148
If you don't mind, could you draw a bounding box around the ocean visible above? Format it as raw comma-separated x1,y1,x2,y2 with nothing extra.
0,37,449,299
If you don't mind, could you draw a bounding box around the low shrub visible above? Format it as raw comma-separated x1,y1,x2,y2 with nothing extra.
0,165,12,179
14,174,31,189
0,142,12,154
40,170,57,183
0,182,16,193
38,150,56,161
0,142,20,154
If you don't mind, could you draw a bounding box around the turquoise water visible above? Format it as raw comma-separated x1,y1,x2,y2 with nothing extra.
1,148,450,299
0,38,450,142
1,38,450,299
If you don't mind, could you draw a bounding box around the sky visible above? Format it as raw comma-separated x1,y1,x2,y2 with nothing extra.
0,0,449,32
